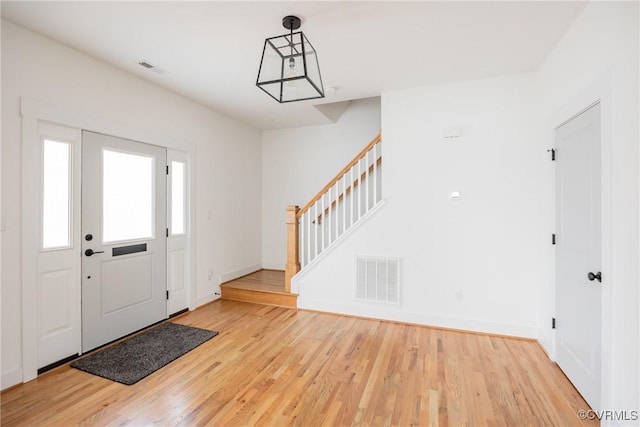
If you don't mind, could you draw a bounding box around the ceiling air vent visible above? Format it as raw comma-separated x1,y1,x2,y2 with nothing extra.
137,60,168,74
356,256,400,304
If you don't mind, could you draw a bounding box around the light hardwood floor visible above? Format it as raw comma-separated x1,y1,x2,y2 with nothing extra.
1,301,595,426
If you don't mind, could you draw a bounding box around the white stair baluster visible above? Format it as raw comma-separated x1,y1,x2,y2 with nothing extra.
314,202,318,259
350,166,355,226
340,173,347,235
373,142,378,203
320,193,325,251
329,186,333,246
357,158,362,220
298,211,306,268
365,149,370,212
304,210,311,264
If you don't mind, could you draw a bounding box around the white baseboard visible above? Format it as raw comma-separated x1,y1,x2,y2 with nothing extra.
195,293,221,308
538,328,554,359
1,367,23,391
298,297,540,340
220,264,262,284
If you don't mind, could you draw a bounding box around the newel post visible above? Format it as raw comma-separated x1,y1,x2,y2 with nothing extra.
285,205,300,293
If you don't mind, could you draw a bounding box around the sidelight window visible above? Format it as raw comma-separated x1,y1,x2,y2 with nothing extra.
42,139,72,249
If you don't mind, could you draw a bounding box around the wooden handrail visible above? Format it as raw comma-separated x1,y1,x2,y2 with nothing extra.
296,132,381,219
314,156,382,224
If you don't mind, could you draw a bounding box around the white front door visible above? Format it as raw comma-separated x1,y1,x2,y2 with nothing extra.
81,131,167,352
555,102,602,409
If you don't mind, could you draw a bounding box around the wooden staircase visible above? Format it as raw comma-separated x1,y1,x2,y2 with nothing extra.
285,132,382,289
221,132,382,310
220,270,297,308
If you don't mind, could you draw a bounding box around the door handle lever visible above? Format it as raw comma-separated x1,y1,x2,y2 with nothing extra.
587,271,602,283
85,249,105,257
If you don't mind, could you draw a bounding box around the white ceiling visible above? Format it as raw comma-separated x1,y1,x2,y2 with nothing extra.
2,1,587,130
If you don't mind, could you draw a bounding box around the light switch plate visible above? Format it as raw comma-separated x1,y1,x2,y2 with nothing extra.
443,126,462,138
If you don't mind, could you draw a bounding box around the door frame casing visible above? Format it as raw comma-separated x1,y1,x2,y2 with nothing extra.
20,97,196,382
548,74,613,412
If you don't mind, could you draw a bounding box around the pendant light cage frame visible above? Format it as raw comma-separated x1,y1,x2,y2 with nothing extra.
256,16,325,103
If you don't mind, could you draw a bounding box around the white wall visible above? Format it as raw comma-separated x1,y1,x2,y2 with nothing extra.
294,1,639,419
261,97,380,269
1,20,262,389
536,1,639,422
294,73,545,338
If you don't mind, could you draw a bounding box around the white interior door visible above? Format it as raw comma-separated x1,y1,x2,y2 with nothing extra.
555,102,602,409
81,131,167,352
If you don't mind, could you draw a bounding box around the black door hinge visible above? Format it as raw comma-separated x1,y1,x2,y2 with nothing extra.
166,228,169,237
166,165,169,175
548,148,556,161
552,318,556,329
552,234,556,245
166,290,169,300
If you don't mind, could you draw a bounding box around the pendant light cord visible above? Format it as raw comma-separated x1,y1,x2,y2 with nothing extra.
289,18,294,57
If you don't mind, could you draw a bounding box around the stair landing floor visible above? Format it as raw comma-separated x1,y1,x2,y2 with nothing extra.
220,270,297,309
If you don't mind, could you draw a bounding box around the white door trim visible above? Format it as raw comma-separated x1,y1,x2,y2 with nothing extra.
548,73,613,412
20,97,197,382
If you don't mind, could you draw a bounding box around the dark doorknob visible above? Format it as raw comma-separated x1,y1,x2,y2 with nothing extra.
587,271,602,282
85,249,105,257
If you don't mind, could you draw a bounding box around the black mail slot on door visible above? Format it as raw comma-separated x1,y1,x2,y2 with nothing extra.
112,243,147,257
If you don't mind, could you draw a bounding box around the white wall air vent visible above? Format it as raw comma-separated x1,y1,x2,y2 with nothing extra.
356,256,400,304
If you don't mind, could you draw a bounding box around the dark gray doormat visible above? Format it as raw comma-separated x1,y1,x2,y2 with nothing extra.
71,322,218,385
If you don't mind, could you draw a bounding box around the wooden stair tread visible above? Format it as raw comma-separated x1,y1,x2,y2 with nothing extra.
220,270,297,309
220,283,297,297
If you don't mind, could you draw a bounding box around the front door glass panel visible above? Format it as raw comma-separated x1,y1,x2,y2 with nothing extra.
102,148,155,243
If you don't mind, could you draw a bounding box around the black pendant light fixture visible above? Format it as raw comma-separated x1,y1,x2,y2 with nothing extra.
256,15,325,103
